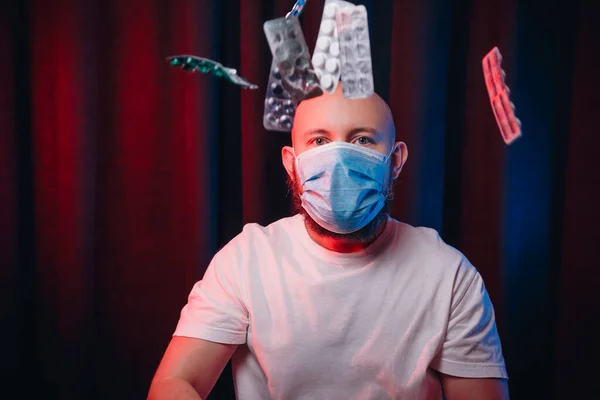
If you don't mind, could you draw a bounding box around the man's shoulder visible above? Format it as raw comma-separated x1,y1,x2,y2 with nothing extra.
216,215,302,256
239,214,302,240
391,219,458,254
389,219,472,273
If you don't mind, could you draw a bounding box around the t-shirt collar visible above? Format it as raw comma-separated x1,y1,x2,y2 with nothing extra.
294,214,396,265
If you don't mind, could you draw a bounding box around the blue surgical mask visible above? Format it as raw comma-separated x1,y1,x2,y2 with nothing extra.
294,142,395,234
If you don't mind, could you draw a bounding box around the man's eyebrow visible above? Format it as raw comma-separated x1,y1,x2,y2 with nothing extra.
301,127,383,139
349,127,382,137
302,129,331,137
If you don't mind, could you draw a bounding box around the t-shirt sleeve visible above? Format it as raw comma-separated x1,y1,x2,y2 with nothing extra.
430,257,508,379
173,249,249,345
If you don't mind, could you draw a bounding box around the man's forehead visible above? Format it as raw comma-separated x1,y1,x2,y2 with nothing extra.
292,86,395,140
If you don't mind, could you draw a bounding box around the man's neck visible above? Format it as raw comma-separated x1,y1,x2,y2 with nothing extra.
304,218,388,253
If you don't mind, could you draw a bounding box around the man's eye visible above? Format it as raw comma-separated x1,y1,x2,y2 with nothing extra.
314,137,327,145
355,137,374,145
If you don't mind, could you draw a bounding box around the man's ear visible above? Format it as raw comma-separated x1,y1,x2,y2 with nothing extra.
392,141,408,179
281,146,296,179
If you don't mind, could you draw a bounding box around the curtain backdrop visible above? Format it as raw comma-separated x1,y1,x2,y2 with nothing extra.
2,0,599,398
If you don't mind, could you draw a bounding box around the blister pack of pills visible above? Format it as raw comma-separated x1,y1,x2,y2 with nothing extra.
264,16,312,77
263,15,323,132
482,47,522,145
263,57,323,132
167,55,258,89
336,5,374,99
311,0,353,93
263,59,298,132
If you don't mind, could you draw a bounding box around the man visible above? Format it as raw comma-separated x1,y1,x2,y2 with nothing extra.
148,85,509,400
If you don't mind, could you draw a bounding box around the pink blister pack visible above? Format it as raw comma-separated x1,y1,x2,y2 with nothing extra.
482,47,522,145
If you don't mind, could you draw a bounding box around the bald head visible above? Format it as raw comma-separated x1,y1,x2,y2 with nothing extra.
290,84,396,155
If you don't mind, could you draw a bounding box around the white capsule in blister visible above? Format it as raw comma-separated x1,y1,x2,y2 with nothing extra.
325,58,339,73
320,74,334,90
316,36,331,52
312,52,326,68
330,42,340,57
323,3,337,18
320,20,335,36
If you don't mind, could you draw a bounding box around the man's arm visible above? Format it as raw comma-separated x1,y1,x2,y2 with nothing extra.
147,336,238,400
440,373,509,400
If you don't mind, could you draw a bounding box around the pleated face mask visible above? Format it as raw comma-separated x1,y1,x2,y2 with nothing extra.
294,142,394,234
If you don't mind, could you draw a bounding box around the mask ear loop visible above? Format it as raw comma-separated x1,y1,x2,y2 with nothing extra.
383,143,400,198
292,147,302,179
386,143,398,164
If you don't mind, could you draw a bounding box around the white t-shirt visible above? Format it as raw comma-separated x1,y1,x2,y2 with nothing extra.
174,215,507,399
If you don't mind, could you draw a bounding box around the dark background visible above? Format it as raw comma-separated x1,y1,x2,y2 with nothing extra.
2,0,599,398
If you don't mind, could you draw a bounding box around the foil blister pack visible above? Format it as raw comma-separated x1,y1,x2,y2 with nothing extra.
264,16,311,76
311,0,353,92
263,59,297,132
336,5,374,99
166,56,258,89
263,16,322,131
